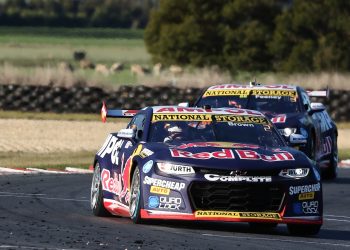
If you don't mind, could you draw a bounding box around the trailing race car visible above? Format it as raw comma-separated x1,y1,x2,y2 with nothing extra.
189,83,338,179
91,104,323,235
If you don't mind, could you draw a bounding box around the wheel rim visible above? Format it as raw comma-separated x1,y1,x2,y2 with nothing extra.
129,168,140,217
90,164,101,209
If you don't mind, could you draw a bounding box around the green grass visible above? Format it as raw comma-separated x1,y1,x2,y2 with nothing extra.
0,26,150,67
0,151,94,170
339,149,350,161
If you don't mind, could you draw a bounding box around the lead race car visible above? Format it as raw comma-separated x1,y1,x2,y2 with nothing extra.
91,105,322,235
190,83,338,179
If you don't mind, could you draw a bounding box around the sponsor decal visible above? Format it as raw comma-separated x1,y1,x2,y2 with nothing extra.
152,114,212,122
148,196,160,208
289,183,321,195
177,142,260,149
214,115,269,124
204,174,271,182
298,192,315,201
321,136,332,156
139,148,154,158
143,176,185,191
203,89,250,98
97,135,124,165
101,168,130,204
170,149,234,160
157,163,195,175
142,160,153,174
236,149,294,162
271,115,287,123
153,107,262,116
159,196,182,210
251,89,297,98
150,186,170,195
195,211,280,219
208,84,294,90
293,201,319,214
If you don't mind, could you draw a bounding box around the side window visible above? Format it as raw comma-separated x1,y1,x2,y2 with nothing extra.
300,90,311,112
128,114,145,141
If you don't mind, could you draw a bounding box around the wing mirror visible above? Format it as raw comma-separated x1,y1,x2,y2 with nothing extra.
309,102,325,115
117,128,136,140
289,133,307,145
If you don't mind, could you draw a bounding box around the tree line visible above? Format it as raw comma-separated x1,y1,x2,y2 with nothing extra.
145,0,350,73
0,0,157,28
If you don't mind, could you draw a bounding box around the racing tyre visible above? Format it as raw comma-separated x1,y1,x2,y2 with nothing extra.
323,134,338,180
90,163,110,216
287,224,321,236
130,166,143,224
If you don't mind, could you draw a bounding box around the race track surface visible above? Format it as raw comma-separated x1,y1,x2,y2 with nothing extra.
0,170,350,250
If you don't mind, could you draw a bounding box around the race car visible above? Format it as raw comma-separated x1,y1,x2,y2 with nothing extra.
91,104,323,235
190,83,338,179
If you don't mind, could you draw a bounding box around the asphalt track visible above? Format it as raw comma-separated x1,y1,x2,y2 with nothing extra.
0,170,349,250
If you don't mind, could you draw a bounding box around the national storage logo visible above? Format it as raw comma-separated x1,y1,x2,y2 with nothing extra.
195,211,281,220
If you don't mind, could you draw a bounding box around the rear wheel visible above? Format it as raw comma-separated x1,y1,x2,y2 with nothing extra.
324,134,338,180
91,163,110,216
287,224,321,236
129,167,143,224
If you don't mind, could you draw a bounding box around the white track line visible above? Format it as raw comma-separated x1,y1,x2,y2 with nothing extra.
65,167,93,173
325,214,350,219
202,233,350,248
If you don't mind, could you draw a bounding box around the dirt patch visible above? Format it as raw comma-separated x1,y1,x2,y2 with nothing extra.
0,119,349,153
0,119,127,153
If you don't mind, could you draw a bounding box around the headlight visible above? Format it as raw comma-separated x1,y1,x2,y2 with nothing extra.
279,128,297,137
157,162,195,175
279,168,309,178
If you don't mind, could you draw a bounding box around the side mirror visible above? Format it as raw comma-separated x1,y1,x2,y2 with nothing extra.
289,133,307,145
309,102,325,115
178,102,189,107
117,128,136,140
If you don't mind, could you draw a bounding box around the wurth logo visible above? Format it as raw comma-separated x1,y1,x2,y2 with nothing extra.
170,149,235,160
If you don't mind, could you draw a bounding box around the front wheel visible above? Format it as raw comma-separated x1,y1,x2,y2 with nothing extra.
90,163,110,216
129,167,143,224
287,224,321,236
323,134,338,180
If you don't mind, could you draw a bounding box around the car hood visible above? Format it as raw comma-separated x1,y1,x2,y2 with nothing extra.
263,112,303,129
140,141,311,171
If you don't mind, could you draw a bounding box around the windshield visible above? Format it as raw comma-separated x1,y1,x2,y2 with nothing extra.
148,114,285,148
197,90,300,114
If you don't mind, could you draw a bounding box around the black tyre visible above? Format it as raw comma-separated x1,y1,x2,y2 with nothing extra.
287,224,321,236
323,134,338,180
90,163,110,216
306,133,316,161
129,167,143,224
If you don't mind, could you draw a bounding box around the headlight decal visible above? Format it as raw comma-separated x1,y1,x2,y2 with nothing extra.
157,162,195,175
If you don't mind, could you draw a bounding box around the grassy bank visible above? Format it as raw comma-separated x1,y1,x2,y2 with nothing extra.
0,151,94,170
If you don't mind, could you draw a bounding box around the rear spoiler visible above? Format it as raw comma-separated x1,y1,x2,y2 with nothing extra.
101,102,138,123
306,87,329,98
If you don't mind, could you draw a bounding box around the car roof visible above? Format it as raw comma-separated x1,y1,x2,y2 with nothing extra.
150,106,265,117
206,83,298,91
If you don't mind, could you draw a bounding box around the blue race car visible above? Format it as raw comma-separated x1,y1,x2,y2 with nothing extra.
91,104,322,235
191,83,338,179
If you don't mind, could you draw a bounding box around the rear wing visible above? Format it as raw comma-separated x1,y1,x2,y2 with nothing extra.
101,102,138,122
306,87,329,98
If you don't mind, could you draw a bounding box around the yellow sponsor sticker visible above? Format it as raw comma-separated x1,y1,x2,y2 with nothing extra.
195,211,281,220
203,89,250,98
214,115,269,124
152,114,212,122
298,192,315,201
251,89,297,98
150,186,170,195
